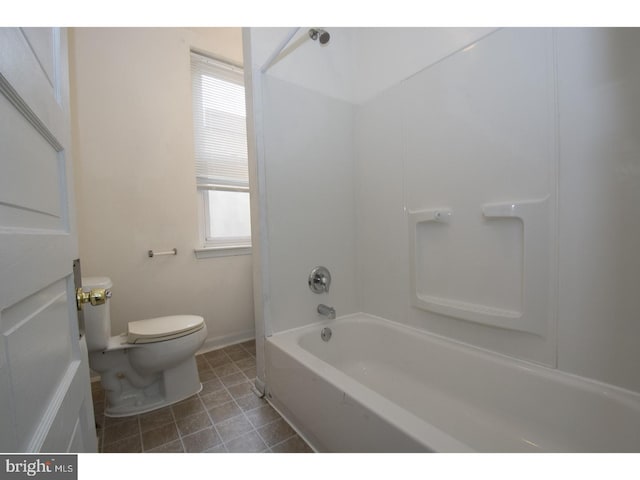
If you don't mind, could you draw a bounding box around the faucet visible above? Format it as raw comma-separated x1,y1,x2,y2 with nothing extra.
317,304,336,320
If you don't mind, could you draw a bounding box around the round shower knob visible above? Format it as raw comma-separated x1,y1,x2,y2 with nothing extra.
308,266,331,294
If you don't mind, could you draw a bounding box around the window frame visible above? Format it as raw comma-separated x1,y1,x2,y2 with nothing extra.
195,188,251,258
191,50,251,257
200,184,251,246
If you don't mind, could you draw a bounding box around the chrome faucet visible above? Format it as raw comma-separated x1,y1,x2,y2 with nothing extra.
317,304,336,320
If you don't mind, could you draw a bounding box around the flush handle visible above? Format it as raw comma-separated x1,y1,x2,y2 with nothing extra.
76,288,112,311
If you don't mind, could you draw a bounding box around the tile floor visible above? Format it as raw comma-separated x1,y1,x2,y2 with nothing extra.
91,340,313,453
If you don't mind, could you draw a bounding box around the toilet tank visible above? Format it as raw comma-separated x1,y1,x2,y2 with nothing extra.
81,276,113,352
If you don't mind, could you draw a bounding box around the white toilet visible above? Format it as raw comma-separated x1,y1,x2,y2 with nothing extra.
82,276,207,417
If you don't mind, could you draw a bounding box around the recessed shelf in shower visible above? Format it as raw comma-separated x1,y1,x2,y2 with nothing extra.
408,197,551,336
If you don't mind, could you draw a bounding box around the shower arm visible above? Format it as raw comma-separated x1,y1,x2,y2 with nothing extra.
259,27,301,73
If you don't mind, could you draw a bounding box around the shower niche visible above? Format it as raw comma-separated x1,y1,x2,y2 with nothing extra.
403,28,557,348
408,197,551,336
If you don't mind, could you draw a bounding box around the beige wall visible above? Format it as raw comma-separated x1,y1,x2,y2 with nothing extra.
70,27,254,351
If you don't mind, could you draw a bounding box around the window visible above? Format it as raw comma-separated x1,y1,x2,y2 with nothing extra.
191,51,251,255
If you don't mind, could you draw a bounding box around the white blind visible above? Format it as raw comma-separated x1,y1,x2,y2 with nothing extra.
191,52,248,188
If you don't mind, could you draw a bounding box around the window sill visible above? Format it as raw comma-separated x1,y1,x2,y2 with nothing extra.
194,246,252,259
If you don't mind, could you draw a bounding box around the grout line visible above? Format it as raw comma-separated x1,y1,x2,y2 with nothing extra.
217,375,255,451
198,388,226,452
200,354,232,451
170,400,187,453
200,346,264,452
96,340,282,454
268,432,300,451
252,419,274,449
136,415,142,452
102,428,142,451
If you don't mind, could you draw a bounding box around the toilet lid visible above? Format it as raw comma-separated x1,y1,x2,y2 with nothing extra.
127,315,204,344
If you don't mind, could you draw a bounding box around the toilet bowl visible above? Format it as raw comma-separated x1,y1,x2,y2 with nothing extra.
82,276,207,417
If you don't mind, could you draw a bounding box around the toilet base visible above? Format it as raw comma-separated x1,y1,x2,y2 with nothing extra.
103,356,202,417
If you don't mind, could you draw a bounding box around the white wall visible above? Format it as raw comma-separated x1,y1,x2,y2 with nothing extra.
355,28,640,392
245,28,359,335
556,28,640,391
254,27,495,105
246,27,495,336
261,76,358,333
255,28,357,103
354,84,407,326
351,27,495,103
70,28,254,350
250,27,640,393
358,28,558,367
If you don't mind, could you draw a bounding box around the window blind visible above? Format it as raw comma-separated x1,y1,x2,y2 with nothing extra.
191,52,248,188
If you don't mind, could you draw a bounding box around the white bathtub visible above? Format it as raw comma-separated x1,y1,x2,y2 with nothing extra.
266,313,640,452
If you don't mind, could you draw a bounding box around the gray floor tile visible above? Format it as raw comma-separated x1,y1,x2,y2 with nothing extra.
182,427,222,453
92,341,311,455
225,431,267,453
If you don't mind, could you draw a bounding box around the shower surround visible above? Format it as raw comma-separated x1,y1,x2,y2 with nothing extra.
244,27,640,451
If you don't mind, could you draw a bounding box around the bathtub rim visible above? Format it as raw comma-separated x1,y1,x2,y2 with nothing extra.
266,312,640,452
266,332,472,452
266,314,475,452
267,312,640,405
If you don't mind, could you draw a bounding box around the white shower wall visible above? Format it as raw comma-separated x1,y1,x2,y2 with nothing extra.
261,75,359,333
247,27,640,393
361,28,558,367
253,28,495,104
556,29,640,391
247,27,494,335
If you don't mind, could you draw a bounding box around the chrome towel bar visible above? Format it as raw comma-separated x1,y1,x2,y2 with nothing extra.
148,248,177,258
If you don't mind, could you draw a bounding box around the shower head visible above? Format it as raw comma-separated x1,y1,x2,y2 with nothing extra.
308,28,330,45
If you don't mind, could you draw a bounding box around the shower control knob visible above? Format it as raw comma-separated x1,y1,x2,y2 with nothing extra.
308,266,331,294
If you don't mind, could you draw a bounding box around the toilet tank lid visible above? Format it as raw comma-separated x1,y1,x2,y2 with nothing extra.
82,276,113,289
127,315,204,343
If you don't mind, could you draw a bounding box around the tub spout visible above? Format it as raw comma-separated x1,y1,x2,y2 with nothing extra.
317,304,336,320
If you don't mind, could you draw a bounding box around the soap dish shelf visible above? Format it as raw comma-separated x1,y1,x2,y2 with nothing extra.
408,198,550,336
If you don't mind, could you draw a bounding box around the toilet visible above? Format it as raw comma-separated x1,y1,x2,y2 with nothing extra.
82,276,207,417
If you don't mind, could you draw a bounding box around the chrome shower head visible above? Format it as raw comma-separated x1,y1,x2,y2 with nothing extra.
308,28,330,45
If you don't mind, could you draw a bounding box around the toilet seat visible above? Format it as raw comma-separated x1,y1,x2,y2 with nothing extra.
127,315,205,344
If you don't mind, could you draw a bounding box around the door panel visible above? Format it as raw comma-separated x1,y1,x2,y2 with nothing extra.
0,336,15,451
0,27,96,452
3,280,72,449
0,92,66,229
20,28,56,90
40,336,93,452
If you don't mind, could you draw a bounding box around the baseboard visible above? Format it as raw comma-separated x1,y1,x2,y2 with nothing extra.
197,329,255,355
89,330,255,384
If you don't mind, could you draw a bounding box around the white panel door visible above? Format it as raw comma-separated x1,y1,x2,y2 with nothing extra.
0,27,97,452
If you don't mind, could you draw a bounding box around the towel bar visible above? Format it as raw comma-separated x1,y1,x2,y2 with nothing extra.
148,248,177,258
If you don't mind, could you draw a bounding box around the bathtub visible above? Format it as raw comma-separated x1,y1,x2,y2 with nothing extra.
265,313,640,452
